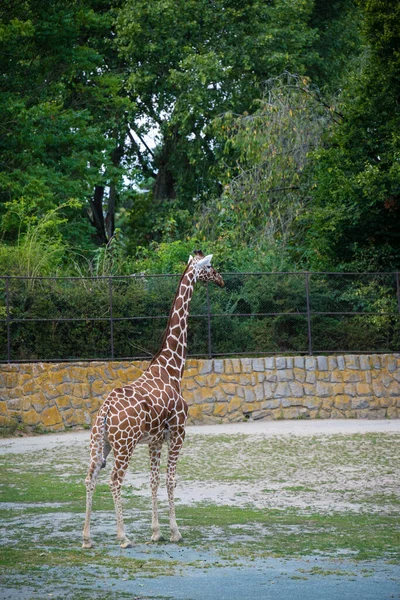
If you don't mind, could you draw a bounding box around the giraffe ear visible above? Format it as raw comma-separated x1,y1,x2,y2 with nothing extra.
188,255,193,263
196,254,213,268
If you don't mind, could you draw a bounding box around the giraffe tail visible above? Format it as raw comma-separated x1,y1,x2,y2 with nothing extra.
89,401,112,472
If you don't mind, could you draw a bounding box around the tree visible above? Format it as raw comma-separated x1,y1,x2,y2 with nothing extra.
116,0,319,208
0,0,132,249
197,73,337,257
300,0,400,270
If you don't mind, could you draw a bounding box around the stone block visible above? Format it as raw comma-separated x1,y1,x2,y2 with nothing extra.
231,359,242,374
318,371,331,382
224,359,233,374
241,358,253,373
277,370,294,382
305,372,316,384
383,355,397,373
344,384,357,397
222,383,237,396
356,382,373,396
265,372,277,383
388,382,400,397
328,356,338,370
227,397,242,413
261,399,281,409
254,384,264,401
293,369,306,383
41,405,62,428
337,356,345,370
315,382,333,398
263,382,276,398
213,359,224,374
282,406,309,419
330,408,345,419
43,386,59,401
195,387,215,403
21,380,38,395
294,356,305,369
342,371,361,383
91,379,107,397
55,396,72,411
245,388,255,403
252,410,269,420
359,355,371,370
214,403,228,417
330,371,342,383
289,382,303,397
253,358,265,372
227,410,245,422
264,357,275,369
334,395,351,410
286,357,294,369
276,357,286,370
370,354,381,369
303,384,315,396
199,360,213,374
345,355,359,369
387,406,398,418
205,373,221,388
188,404,203,420
304,397,322,410
351,398,370,410
23,408,40,426
378,397,391,408
305,357,316,371
274,383,290,398
317,356,328,371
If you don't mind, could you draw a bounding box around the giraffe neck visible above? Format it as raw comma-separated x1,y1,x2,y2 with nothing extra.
149,264,195,387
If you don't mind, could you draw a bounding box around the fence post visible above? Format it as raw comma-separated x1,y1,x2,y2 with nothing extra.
206,282,212,359
5,277,11,363
305,272,313,355
108,277,114,360
396,272,400,315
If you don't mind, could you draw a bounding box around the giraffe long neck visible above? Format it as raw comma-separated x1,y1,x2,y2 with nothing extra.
149,264,195,387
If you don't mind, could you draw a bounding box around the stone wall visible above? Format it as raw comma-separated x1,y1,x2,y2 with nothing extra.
0,354,399,432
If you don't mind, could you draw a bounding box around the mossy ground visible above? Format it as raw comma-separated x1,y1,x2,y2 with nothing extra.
0,429,399,598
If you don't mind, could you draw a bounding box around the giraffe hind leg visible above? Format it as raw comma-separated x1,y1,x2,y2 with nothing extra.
82,454,103,548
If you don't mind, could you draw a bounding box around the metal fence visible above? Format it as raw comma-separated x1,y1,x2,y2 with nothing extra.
1,271,399,363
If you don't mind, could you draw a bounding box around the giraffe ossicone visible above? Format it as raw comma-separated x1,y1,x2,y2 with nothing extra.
82,251,224,549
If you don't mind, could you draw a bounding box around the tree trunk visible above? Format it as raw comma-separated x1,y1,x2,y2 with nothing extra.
88,185,108,245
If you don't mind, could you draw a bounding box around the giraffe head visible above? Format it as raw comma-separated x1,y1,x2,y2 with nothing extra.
189,250,224,288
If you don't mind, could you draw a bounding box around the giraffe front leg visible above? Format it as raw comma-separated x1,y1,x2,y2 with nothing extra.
110,454,132,549
149,442,163,542
166,438,184,543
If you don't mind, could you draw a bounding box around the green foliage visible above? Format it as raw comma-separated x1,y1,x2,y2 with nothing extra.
2,271,398,362
198,73,336,259
300,0,400,271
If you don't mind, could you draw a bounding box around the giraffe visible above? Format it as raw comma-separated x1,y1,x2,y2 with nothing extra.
82,250,224,549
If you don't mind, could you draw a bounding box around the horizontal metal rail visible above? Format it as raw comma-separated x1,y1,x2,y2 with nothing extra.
1,271,399,363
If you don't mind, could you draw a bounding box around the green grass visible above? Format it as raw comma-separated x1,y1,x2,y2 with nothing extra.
0,430,399,597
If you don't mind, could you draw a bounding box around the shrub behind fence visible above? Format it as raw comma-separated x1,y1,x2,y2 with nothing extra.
1,272,399,362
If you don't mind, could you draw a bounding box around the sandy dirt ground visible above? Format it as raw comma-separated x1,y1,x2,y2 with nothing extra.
1,419,399,600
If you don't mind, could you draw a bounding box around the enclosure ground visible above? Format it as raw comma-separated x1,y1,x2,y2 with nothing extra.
0,420,399,599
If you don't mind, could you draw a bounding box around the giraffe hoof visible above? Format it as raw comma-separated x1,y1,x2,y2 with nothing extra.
151,533,164,542
82,538,94,549
170,533,183,543
120,538,133,549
